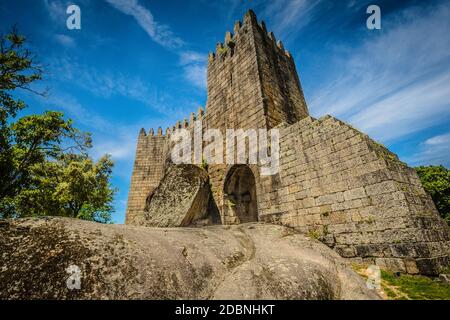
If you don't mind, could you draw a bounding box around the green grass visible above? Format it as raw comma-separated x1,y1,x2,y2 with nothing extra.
352,264,450,300
380,270,450,300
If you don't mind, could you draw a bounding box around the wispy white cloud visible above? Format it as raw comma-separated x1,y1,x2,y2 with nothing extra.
179,51,205,65
46,56,196,118
48,57,146,98
104,0,183,49
425,133,450,146
309,2,450,143
349,72,450,141
105,0,206,89
43,0,66,22
54,34,75,47
263,0,323,38
183,64,207,89
43,91,113,132
406,132,450,167
179,51,207,89
91,134,136,161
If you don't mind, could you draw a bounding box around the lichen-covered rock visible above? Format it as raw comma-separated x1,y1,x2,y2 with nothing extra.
0,217,379,300
143,164,216,227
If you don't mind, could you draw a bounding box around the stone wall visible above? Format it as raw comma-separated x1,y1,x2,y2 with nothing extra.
258,115,449,274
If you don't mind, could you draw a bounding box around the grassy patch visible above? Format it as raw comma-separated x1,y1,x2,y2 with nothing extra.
352,264,450,300
307,229,321,240
380,270,450,300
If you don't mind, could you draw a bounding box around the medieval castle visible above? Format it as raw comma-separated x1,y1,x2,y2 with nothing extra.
126,10,449,275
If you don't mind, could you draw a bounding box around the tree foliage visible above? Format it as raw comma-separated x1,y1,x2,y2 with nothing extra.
0,28,115,223
0,28,42,122
415,165,450,225
11,154,115,223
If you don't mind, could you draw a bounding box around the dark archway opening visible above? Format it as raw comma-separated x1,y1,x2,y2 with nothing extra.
223,165,258,223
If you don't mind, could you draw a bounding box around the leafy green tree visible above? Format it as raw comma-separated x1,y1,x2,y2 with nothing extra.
12,154,115,223
1,111,90,207
0,28,115,223
415,165,450,225
0,28,41,123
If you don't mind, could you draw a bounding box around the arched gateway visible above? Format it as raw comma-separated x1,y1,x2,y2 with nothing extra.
223,165,258,223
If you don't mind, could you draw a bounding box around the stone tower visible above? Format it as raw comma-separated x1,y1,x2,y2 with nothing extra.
126,10,449,275
205,10,308,132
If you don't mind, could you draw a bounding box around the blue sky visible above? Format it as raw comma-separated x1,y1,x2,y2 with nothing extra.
1,0,449,223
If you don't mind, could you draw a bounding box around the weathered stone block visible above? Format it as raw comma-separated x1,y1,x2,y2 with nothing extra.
375,258,407,273
404,259,420,274
343,187,366,201
335,245,357,258
415,256,450,275
390,243,418,258
365,181,397,196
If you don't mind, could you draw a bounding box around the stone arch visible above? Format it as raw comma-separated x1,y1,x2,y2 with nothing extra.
223,165,258,223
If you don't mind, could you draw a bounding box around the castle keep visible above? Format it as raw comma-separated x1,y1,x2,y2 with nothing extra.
126,10,449,274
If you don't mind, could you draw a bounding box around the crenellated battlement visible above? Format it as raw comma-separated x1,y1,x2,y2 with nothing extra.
141,107,205,141
169,107,205,134
139,127,167,139
208,10,293,65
